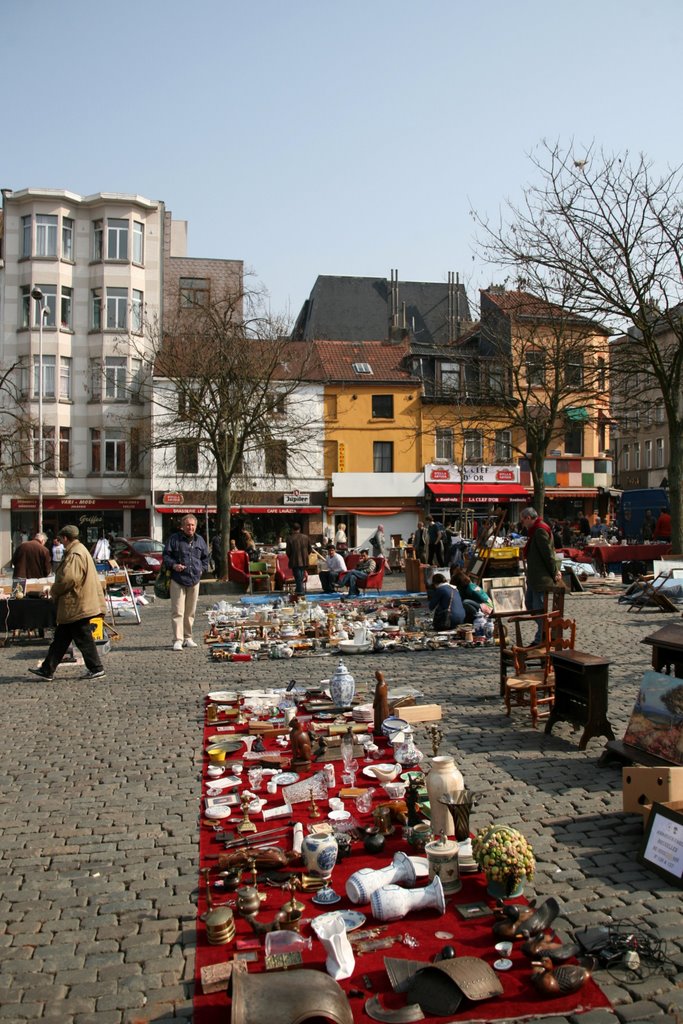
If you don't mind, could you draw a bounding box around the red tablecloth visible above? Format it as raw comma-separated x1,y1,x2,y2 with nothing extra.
585,543,672,567
193,709,611,1024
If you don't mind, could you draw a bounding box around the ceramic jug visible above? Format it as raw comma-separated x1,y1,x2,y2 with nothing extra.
425,755,464,838
301,832,338,880
370,875,446,922
346,851,416,904
312,912,355,980
329,659,355,707
352,623,368,646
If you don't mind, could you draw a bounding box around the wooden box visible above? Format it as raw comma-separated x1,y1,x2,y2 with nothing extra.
622,766,683,814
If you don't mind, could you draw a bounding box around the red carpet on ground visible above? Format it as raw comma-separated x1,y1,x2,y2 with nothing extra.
193,708,612,1024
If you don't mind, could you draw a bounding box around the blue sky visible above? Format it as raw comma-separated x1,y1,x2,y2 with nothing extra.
4,0,682,320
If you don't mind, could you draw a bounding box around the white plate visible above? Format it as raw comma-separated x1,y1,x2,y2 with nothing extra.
328,809,351,822
315,909,366,932
273,772,299,785
408,856,429,879
206,776,241,791
207,691,238,702
205,805,231,819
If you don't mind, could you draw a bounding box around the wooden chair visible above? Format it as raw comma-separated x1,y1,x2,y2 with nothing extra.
247,561,272,594
504,616,577,728
495,587,565,696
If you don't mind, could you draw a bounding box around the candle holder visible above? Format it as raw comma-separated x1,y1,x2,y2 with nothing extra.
237,792,257,834
425,724,443,757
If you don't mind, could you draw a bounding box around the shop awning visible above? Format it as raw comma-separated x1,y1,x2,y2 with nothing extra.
428,483,530,503
155,505,321,515
327,507,410,516
544,489,597,498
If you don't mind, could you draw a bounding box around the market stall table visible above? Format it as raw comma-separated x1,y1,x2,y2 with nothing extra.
585,542,672,573
0,596,56,637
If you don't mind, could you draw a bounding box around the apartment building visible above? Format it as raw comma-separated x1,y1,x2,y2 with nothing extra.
0,188,165,560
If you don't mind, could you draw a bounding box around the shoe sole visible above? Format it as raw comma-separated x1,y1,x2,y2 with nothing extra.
28,670,53,681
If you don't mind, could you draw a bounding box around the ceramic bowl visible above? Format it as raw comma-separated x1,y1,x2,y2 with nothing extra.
207,747,227,764
383,781,407,799
381,717,409,739
328,809,351,823
207,765,225,778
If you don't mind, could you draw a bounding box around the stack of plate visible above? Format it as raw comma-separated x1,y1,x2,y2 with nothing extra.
352,704,373,723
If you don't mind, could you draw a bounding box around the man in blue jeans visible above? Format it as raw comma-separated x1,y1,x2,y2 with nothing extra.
339,549,376,595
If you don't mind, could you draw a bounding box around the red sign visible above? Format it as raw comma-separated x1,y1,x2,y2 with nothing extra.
11,498,147,510
163,492,184,505
430,469,451,481
495,470,515,481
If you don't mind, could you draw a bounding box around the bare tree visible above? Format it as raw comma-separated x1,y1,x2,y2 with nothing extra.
134,286,321,577
0,361,45,491
474,141,683,545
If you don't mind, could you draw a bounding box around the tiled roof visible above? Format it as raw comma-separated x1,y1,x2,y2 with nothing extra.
292,275,471,345
311,339,417,384
482,289,607,331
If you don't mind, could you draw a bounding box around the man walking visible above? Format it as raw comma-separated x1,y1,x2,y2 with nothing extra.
520,506,563,643
285,523,311,596
163,514,209,651
13,531,51,581
28,525,107,681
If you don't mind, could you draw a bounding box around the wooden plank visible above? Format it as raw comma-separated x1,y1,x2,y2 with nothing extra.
399,704,443,723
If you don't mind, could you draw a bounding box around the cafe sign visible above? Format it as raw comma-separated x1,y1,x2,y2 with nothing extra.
284,491,311,506
163,492,184,505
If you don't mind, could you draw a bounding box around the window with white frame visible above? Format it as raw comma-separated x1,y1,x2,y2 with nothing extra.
104,357,127,399
90,360,102,399
131,289,143,333
373,440,393,473
176,440,199,474
495,429,512,462
105,432,126,472
60,286,73,329
645,439,652,468
656,437,664,467
107,218,128,260
525,350,545,386
59,357,72,400
655,403,665,425
33,355,56,398
34,285,57,327
36,214,58,257
20,286,30,328
33,425,56,474
440,362,460,394
106,288,128,329
634,442,640,470
130,358,143,400
133,222,144,264
59,426,70,473
91,289,102,330
179,277,210,307
62,218,74,260
464,429,483,462
93,220,103,260
623,444,630,471
435,427,453,462
21,215,32,258
564,352,584,387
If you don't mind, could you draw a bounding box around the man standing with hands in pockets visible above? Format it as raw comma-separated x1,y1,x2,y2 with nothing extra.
163,514,209,651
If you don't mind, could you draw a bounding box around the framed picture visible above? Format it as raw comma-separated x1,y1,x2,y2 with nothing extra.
489,586,526,615
468,558,484,578
454,901,492,920
639,802,683,888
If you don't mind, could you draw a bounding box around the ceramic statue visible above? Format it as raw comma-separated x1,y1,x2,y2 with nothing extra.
370,875,446,922
345,851,416,904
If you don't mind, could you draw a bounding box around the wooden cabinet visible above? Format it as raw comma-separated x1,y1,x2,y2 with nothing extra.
545,650,615,750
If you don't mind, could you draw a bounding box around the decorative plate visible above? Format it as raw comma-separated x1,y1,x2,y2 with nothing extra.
328,809,351,822
408,856,429,879
315,909,366,932
205,739,244,755
207,691,238,702
273,772,299,786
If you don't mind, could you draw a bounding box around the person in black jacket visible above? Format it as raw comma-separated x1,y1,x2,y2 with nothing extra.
162,514,209,651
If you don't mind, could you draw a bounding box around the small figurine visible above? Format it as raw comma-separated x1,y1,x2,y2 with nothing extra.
308,788,320,818
373,670,389,737
290,717,312,770
252,735,265,753
312,734,328,761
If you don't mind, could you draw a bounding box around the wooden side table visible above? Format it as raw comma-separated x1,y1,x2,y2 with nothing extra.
546,650,615,750
641,624,683,678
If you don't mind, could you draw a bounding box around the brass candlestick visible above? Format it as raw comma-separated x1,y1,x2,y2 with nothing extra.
308,788,320,819
236,792,257,834
425,724,443,757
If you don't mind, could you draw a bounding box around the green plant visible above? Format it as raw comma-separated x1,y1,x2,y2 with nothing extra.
472,824,535,892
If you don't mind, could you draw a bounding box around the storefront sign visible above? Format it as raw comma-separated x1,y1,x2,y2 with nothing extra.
163,492,184,505
338,443,346,471
284,491,311,506
425,464,521,484
11,497,147,510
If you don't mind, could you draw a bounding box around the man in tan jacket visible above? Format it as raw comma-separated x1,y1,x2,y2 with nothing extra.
29,525,107,682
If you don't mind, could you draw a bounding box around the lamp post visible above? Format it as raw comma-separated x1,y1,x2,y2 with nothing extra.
30,286,48,533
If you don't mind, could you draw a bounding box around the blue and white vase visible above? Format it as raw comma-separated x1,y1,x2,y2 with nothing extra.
330,659,355,707
301,833,338,880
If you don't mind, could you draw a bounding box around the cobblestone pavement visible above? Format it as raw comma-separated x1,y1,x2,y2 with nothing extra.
1,582,682,1023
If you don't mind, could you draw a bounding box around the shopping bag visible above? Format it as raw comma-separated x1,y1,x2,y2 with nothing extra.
154,567,172,600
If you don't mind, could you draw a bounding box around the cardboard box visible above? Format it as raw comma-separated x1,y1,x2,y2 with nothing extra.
622,766,683,814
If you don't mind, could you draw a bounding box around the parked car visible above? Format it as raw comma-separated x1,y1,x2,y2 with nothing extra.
110,537,165,581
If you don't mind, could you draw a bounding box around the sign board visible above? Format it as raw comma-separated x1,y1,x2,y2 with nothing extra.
424,464,521,484
338,443,346,471
639,802,683,887
284,492,311,506
163,492,184,505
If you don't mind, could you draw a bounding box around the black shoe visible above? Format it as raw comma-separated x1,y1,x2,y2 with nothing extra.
82,669,106,680
29,666,53,681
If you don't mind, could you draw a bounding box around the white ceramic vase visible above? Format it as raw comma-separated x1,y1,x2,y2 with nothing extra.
345,851,416,904
301,833,338,880
425,755,464,838
312,912,355,980
330,659,355,707
370,875,446,922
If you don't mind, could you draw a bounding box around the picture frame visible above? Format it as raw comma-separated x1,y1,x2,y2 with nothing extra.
638,801,683,888
454,901,492,920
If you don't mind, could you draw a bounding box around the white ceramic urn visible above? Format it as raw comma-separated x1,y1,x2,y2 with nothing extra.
329,659,355,707
370,875,446,922
425,755,464,839
346,851,416,904
301,833,338,880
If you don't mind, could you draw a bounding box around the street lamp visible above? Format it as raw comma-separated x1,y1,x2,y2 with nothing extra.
31,286,49,533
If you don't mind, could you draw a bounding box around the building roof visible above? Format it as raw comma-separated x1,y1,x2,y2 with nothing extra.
482,288,609,332
292,274,471,346
311,339,416,385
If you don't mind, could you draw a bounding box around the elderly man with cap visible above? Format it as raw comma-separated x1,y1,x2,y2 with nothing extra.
29,525,107,682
